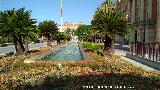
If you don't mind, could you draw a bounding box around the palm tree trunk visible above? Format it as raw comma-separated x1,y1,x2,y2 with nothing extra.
46,36,51,47
100,37,103,43
24,37,29,52
104,34,112,55
13,36,25,54
95,36,97,43
110,38,115,54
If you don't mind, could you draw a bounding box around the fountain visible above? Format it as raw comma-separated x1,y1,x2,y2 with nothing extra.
42,43,84,61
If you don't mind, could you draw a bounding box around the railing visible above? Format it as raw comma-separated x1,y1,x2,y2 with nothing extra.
130,42,160,62
130,18,157,28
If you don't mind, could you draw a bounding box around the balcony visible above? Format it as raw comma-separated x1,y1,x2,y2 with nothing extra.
146,18,157,25
138,21,146,26
132,23,138,27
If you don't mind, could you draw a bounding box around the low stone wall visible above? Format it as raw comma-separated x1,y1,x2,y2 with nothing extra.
126,53,160,70
78,45,91,60
78,45,84,60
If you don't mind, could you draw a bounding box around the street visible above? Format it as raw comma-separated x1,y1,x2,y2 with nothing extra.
0,43,47,55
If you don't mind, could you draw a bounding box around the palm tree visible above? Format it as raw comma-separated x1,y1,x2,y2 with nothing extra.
37,20,58,47
92,1,129,55
0,8,37,54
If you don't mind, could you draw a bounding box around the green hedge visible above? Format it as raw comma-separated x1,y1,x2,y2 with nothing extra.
82,42,104,56
82,43,103,51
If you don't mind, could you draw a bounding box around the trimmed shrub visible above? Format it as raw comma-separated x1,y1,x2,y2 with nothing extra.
82,42,104,56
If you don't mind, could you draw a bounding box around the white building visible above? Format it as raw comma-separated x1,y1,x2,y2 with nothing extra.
57,22,84,32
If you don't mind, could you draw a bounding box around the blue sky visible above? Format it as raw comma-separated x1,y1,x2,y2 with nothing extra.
0,0,114,24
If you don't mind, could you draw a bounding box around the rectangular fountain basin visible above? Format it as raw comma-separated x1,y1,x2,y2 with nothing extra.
42,44,84,61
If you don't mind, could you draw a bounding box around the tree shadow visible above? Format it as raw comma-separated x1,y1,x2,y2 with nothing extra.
115,44,129,52
26,49,40,54
16,73,160,90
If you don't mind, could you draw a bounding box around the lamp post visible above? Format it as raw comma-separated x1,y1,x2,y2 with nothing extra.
0,37,2,44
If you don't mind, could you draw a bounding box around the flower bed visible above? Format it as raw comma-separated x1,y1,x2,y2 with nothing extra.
0,47,51,73
0,47,160,89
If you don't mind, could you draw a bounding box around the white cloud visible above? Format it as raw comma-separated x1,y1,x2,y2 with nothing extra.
0,2,2,4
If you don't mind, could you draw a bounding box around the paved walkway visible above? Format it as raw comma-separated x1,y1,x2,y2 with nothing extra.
115,43,157,71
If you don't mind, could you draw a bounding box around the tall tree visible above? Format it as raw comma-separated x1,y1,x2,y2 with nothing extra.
92,0,129,55
0,8,37,54
75,25,92,42
37,20,58,46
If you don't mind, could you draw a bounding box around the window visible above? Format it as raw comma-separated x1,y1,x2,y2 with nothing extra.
147,12,148,20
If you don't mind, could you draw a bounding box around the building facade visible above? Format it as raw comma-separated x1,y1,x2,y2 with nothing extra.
57,22,84,32
116,0,160,61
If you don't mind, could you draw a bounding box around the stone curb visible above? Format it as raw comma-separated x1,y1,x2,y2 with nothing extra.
78,45,91,60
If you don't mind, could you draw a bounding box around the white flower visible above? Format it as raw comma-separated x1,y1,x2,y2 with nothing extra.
57,63,62,68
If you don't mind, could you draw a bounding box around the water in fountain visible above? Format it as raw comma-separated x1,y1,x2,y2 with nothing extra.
44,44,83,60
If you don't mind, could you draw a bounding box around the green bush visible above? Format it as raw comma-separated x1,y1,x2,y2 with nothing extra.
82,42,104,55
82,43,103,50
